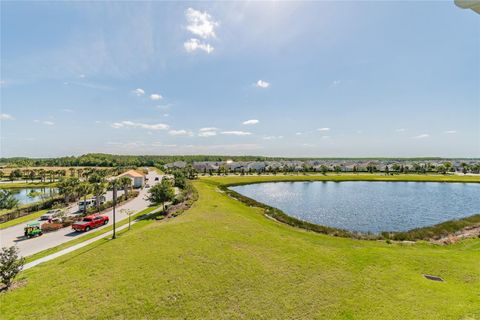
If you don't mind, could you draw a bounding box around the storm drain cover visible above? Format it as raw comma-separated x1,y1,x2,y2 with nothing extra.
423,274,444,282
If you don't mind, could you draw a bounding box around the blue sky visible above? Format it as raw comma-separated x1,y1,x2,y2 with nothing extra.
1,1,479,158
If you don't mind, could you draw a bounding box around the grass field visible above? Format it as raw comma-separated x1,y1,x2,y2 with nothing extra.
24,205,160,263
0,181,57,189
1,175,479,319
0,209,49,230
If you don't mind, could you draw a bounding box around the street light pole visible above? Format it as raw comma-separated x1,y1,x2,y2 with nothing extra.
112,182,117,239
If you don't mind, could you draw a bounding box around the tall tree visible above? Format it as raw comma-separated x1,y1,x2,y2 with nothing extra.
0,190,20,210
76,182,93,214
0,246,25,289
118,176,132,199
147,178,175,211
89,174,107,210
58,177,80,203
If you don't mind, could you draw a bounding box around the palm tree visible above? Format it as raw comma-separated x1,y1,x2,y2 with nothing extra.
39,169,46,182
88,174,107,211
28,170,36,182
76,182,92,214
58,177,80,203
118,176,132,199
69,167,76,177
22,169,30,183
76,168,84,180
47,170,54,183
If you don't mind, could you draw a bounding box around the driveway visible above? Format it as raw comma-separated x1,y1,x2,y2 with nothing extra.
0,171,162,257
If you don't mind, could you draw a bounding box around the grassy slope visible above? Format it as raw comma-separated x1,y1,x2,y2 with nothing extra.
24,205,160,263
0,182,57,189
202,173,480,184
1,178,480,319
0,209,49,230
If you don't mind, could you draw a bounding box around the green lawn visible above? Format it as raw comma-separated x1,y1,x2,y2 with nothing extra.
24,205,160,263
1,176,479,319
0,209,49,230
0,181,57,189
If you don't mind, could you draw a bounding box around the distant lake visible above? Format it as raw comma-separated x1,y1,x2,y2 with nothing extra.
9,187,58,205
230,181,480,233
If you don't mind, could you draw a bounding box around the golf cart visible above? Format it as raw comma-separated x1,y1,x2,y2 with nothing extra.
24,222,43,238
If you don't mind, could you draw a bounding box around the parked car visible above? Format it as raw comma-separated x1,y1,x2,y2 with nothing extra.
40,209,63,221
72,215,109,232
145,184,150,188
154,177,159,181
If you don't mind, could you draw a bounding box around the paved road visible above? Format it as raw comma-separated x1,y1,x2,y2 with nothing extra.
0,171,162,257
23,205,164,270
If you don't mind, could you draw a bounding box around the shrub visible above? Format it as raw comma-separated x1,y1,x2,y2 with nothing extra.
41,223,63,232
0,246,25,289
61,218,77,227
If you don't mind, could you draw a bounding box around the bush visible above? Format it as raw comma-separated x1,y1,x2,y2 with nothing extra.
41,223,63,232
0,246,25,289
61,218,78,227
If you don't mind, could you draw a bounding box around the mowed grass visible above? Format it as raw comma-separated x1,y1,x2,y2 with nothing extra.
0,209,49,229
201,172,480,184
1,177,480,319
24,205,160,263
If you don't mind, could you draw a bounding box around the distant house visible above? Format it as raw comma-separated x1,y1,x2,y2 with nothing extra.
119,169,145,188
164,161,187,170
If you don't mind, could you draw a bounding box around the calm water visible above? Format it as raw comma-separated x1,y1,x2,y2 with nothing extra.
9,187,58,205
231,181,480,233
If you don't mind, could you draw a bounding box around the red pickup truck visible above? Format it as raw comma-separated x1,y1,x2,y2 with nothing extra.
72,215,109,232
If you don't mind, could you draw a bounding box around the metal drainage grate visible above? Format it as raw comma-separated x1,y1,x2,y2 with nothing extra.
423,274,444,282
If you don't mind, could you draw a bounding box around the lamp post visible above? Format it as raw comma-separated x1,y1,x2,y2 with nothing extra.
112,180,117,239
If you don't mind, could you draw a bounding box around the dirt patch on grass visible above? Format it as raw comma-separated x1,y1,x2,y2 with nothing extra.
432,225,480,245
0,279,28,293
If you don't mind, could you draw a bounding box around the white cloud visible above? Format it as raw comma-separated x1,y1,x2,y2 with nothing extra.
184,38,214,54
150,93,162,100
79,74,86,78
198,127,218,137
185,8,219,39
200,127,218,132
132,88,145,96
412,134,429,139
62,108,74,113
43,121,55,126
198,131,217,137
295,132,302,136
111,121,169,130
396,128,406,132
444,130,457,134
255,80,270,88
0,113,14,120
263,135,283,140
151,142,177,148
242,119,259,125
221,131,251,136
317,127,330,132
168,129,193,136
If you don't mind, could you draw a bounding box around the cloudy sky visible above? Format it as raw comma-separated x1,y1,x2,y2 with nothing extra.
1,1,479,157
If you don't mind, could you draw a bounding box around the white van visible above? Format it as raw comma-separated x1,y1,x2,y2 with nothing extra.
78,196,106,211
